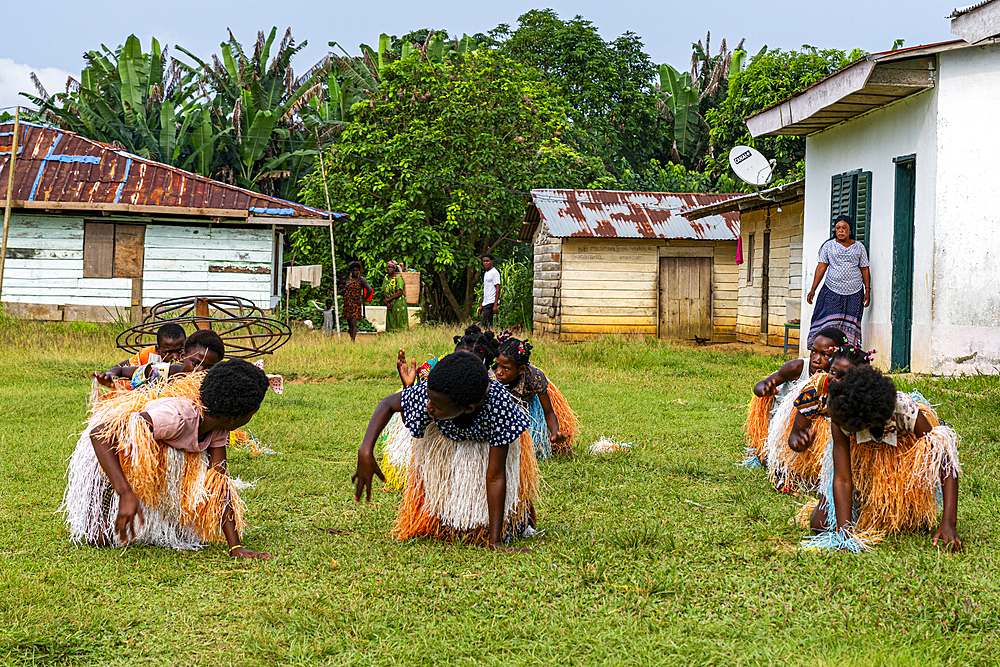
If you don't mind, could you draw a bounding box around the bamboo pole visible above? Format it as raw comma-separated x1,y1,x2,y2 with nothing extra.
0,107,21,304
314,131,341,338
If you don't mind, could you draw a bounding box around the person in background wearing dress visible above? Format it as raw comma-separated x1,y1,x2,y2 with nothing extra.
478,253,501,330
342,261,373,342
321,299,335,336
806,215,871,346
383,261,409,333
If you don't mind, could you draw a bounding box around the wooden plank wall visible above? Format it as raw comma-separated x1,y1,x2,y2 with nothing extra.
0,214,275,320
532,226,562,336
142,225,273,306
2,214,132,306
559,238,658,342
736,201,804,346
665,240,739,342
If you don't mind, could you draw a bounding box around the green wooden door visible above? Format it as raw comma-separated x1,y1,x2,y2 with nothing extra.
891,157,916,371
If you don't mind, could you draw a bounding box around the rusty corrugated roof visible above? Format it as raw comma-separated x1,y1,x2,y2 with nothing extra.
0,122,340,219
528,189,740,241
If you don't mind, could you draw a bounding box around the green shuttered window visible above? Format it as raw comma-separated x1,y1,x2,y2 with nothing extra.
830,170,872,249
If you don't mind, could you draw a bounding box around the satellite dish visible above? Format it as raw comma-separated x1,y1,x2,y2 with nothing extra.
729,145,774,186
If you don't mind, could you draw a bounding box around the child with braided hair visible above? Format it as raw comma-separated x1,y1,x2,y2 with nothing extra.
353,352,539,550
493,333,578,458
762,342,873,493
798,365,961,552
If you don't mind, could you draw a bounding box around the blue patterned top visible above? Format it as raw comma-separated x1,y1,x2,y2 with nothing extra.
400,380,529,447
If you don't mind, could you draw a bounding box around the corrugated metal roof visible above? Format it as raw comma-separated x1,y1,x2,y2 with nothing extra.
0,122,340,219
528,189,740,241
683,179,805,220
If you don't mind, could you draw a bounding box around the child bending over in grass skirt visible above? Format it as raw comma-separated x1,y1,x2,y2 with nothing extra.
62,359,274,558
353,352,539,550
797,365,961,552
377,326,500,490
741,326,847,469
492,333,577,459
764,343,872,493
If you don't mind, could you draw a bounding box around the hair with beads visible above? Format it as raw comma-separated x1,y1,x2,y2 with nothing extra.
497,332,532,367
830,341,875,368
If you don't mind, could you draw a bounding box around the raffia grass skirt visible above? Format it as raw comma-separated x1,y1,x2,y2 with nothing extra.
764,390,828,492
61,373,248,550
801,403,961,550
392,424,539,545
743,395,774,467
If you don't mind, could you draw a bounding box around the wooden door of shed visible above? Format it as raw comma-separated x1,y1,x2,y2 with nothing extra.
658,256,712,340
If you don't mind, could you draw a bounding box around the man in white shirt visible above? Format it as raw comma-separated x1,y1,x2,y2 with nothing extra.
478,253,501,330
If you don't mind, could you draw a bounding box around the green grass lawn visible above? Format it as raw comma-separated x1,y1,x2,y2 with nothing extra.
1,321,998,666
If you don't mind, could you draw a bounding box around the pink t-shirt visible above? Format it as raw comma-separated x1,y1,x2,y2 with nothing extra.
143,397,228,452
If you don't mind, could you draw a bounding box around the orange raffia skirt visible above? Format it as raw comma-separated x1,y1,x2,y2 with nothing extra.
392,426,540,545
63,372,248,550
764,391,828,493
799,401,961,551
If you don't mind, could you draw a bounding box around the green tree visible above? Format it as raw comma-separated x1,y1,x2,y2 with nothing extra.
705,45,864,187
498,9,669,175
299,49,614,321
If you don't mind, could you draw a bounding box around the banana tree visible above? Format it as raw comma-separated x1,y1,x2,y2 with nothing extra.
24,36,213,170
176,27,335,200
658,63,709,167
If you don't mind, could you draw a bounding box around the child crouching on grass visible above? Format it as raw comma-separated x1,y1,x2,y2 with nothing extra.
353,351,539,550
94,329,226,390
741,326,847,469
798,365,961,553
492,333,578,459
63,359,274,558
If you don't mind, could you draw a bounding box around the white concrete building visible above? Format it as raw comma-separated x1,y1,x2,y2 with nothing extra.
746,3,1000,374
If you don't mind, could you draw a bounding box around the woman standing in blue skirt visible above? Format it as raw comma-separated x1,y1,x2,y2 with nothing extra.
806,215,871,345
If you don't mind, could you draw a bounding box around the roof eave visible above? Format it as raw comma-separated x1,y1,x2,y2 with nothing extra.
952,0,1000,42
744,45,972,138
683,179,805,220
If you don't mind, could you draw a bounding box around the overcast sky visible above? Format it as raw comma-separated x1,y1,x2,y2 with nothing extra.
1,0,961,113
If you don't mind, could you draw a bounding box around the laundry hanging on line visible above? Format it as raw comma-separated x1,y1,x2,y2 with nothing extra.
286,265,323,289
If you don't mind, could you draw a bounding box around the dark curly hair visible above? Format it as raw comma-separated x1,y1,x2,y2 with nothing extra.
497,332,532,367
349,261,362,272
426,352,489,409
814,326,848,347
200,359,269,418
156,323,185,344
453,324,482,348
830,341,874,368
827,366,897,433
184,329,226,361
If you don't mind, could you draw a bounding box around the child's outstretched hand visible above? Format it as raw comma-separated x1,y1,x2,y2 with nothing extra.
754,377,778,397
397,348,417,387
231,546,276,560
352,449,386,503
550,428,567,445
93,371,116,388
114,491,145,544
932,522,962,552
